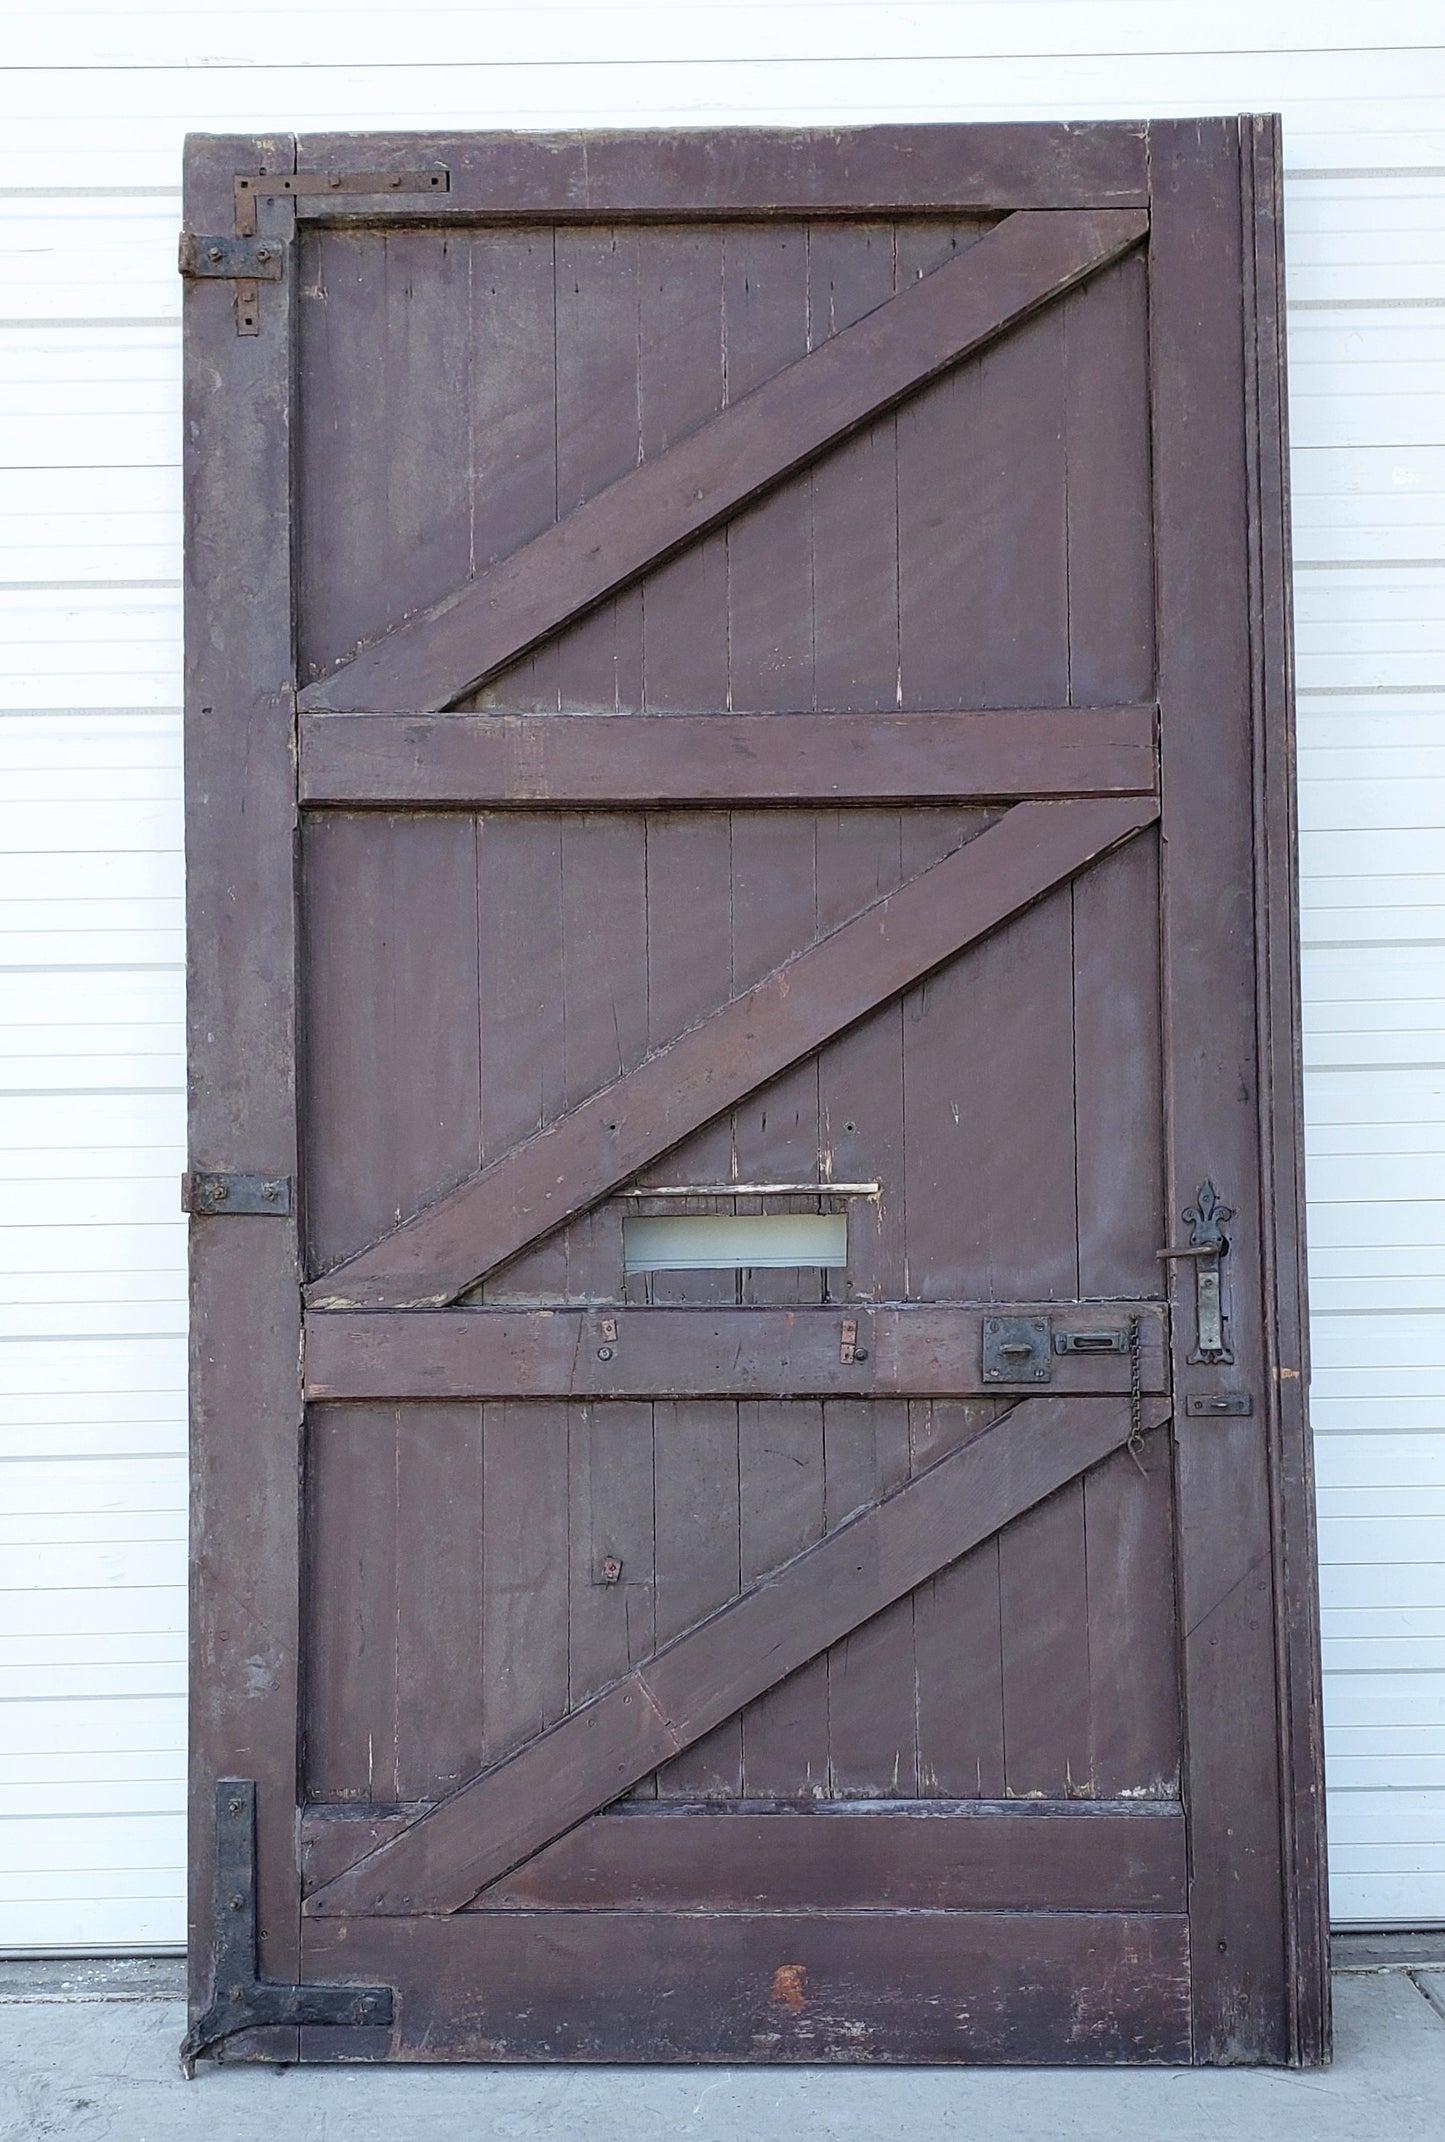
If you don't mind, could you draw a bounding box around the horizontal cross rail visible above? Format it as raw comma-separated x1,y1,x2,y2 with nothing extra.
303,1303,1169,1403
297,707,1158,808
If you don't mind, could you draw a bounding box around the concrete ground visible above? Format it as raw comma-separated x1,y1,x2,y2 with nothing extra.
4,1949,1445,2141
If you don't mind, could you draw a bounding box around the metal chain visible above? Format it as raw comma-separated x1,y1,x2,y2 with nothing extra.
1126,1311,1147,1475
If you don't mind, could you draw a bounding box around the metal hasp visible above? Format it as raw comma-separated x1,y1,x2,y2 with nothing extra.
180,166,449,335
180,1780,394,2075
982,1316,1052,1384
1158,1179,1235,1364
182,1171,292,1216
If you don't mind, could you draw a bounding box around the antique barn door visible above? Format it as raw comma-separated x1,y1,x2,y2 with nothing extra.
183,120,1326,2067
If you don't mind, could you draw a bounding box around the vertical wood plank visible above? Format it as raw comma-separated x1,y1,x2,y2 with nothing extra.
730,810,822,1306
395,1406,487,1802
553,227,643,713
637,811,735,1300
481,1401,570,1763
568,1401,656,1708
823,1399,916,1796
739,1400,828,1796
896,222,988,713
297,229,472,685
1063,250,1156,707
559,814,648,1300
302,813,481,1276
1151,116,1287,2059
477,816,566,1301
1246,111,1330,2066
639,227,729,710
1083,1436,1181,1799
816,812,906,1302
653,1399,741,1796
974,307,1070,707
1072,831,1164,1299
184,132,302,2035
902,887,1078,1302
304,1407,398,1804
999,1479,1093,1797
808,224,898,716
915,1541,1007,1799
466,230,560,715
724,225,812,713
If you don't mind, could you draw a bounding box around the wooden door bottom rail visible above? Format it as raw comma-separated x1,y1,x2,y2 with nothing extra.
303,1303,1169,1402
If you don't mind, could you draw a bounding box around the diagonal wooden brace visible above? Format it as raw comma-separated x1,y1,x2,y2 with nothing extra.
304,1393,1168,1917
305,795,1157,1309
298,207,1147,715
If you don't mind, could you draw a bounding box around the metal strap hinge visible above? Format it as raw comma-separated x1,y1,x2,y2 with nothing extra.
179,165,449,333
180,1781,393,2075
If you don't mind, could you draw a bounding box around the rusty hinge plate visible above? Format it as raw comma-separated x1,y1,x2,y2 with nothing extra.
182,1171,292,1217
181,166,450,335
178,233,286,282
234,168,449,233
180,1781,393,2075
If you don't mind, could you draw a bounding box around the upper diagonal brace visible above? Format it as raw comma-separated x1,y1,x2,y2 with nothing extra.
304,795,1158,1309
298,207,1147,716
305,1392,1167,1917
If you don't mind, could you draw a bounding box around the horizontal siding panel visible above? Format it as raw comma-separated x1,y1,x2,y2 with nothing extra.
13,2,1445,72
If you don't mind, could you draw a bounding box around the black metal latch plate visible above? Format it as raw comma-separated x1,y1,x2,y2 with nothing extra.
982,1316,1052,1384
180,1780,394,2074
182,1171,292,1216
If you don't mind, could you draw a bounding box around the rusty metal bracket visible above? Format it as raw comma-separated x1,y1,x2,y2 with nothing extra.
180,1781,393,2076
182,1171,292,1217
232,167,449,235
178,234,286,282
180,165,449,335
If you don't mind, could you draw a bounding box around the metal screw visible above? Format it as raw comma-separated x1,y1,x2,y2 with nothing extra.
262,1183,279,1202
600,1555,622,1585
207,245,223,263
226,1797,243,1816
597,1346,613,1361
255,245,271,262
214,1184,229,1202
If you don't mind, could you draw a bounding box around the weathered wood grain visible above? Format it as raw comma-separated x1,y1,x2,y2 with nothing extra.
294,123,1152,221
473,1800,1186,1912
306,1395,1164,1916
299,209,1147,714
304,1304,1169,1403
302,1906,1190,2063
305,796,1158,1308
298,707,1158,806
183,131,302,2058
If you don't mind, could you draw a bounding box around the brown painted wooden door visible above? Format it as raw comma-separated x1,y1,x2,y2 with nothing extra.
183,119,1327,2067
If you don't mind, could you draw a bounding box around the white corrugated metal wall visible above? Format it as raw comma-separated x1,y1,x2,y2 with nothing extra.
2,1,1443,1946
